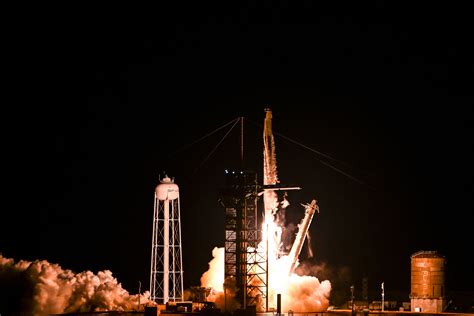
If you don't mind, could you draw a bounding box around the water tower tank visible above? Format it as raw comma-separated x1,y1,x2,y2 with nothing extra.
155,176,179,200
411,251,445,298
410,251,446,313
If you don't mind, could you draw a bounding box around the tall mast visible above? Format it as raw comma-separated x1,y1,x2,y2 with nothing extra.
240,117,244,168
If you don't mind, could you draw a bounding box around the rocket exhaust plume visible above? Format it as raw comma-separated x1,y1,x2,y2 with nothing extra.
0,254,151,316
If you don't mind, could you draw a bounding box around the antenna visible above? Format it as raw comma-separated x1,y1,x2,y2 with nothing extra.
240,117,244,168
138,281,141,310
381,282,385,311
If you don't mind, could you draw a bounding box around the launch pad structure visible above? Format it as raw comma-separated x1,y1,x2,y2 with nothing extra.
220,169,267,310
219,109,313,312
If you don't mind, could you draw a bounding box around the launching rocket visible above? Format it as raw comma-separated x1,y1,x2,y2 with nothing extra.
263,107,278,187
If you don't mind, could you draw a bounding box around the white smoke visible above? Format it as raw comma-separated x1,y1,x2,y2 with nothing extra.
200,247,240,311
200,247,224,292
283,275,331,312
0,254,151,316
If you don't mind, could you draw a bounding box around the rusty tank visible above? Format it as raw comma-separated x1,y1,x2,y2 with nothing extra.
410,250,446,299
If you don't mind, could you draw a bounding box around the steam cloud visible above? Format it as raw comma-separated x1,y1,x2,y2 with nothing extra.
0,254,151,316
200,247,224,292
200,247,240,311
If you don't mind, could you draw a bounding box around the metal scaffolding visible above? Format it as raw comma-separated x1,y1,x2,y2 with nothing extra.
220,170,267,311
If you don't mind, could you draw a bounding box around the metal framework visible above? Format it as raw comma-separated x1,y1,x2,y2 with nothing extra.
220,170,267,311
150,177,184,303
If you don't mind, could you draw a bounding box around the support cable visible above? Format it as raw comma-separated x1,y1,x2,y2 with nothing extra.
193,118,240,174
247,119,373,188
170,117,240,157
273,130,350,167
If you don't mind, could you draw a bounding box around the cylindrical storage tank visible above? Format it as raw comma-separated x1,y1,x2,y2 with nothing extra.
155,176,179,200
410,251,445,299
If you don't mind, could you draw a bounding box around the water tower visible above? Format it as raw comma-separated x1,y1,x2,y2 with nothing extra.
149,176,184,303
410,250,446,313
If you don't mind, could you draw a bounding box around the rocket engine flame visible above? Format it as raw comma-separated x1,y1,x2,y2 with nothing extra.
0,254,151,316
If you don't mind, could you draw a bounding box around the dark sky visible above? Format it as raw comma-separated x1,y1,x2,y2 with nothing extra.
3,2,473,301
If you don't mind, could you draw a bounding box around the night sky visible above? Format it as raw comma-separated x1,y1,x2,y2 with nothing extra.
3,3,473,303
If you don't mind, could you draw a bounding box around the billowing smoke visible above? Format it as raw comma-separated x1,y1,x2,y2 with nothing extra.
296,261,352,307
283,275,331,311
0,254,151,316
199,246,331,312
200,247,240,311
200,247,224,292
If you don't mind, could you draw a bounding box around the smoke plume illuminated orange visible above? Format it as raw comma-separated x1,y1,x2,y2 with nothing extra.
0,255,151,316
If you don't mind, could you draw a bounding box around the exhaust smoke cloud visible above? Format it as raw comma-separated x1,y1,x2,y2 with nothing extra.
0,254,151,316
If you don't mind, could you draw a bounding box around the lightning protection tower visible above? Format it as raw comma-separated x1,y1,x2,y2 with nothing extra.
150,176,184,303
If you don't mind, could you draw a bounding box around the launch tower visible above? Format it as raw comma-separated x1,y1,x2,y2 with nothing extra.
219,110,304,311
220,169,267,310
